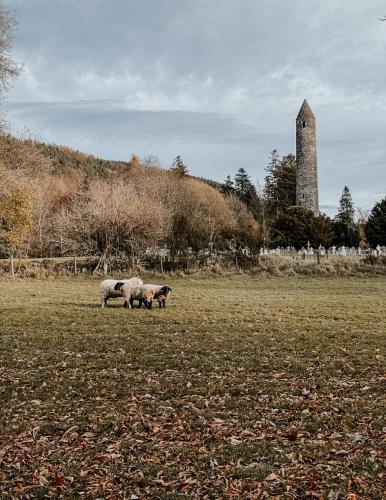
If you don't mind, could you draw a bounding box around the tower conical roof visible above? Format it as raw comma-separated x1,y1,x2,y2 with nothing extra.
297,99,315,119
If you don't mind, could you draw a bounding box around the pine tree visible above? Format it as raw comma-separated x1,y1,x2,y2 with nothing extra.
170,155,189,176
336,186,355,224
222,175,235,195
264,151,296,218
234,168,260,218
365,197,386,246
234,168,254,204
264,150,280,212
332,186,359,246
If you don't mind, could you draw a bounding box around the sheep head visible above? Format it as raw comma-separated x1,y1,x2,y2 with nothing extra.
143,289,154,309
114,282,125,292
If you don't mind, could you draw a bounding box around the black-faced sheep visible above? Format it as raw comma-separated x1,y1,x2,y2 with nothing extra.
100,277,143,308
114,282,155,309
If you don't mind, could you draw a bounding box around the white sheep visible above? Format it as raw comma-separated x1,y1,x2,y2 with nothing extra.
114,282,155,309
140,284,172,308
100,276,143,308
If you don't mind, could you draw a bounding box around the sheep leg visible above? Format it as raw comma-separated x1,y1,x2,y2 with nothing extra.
129,298,134,309
162,299,166,308
101,293,107,308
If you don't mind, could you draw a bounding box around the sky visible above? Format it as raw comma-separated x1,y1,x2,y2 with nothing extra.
3,0,386,215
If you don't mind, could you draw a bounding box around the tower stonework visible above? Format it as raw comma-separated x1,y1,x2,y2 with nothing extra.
296,99,319,216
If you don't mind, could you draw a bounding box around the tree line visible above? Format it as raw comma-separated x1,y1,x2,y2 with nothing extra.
218,150,385,250
1,136,385,266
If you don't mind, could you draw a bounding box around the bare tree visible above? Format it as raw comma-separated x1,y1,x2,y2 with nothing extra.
55,180,166,269
0,4,21,97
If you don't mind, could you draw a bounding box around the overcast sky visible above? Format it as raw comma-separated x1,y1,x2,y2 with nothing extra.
3,0,386,215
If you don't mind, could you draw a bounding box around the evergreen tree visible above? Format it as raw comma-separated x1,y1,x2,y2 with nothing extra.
264,151,296,218
264,150,280,213
272,206,332,248
336,186,355,224
331,220,360,247
170,155,189,176
365,197,386,246
234,168,255,204
234,168,260,218
311,214,334,248
332,186,359,246
222,175,235,195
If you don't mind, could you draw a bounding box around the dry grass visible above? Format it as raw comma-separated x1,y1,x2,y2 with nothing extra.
1,254,385,279
0,276,385,498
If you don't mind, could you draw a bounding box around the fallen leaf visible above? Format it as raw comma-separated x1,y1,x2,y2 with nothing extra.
265,473,280,481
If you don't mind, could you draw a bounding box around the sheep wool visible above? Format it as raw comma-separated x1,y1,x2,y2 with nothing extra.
100,277,143,308
118,284,155,309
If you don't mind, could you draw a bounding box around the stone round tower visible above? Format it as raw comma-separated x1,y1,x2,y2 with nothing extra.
296,99,319,216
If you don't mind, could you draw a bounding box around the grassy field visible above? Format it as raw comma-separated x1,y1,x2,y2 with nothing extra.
0,276,385,498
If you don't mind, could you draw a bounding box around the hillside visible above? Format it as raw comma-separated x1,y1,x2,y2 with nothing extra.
0,133,258,261
0,133,225,190
0,133,132,178
36,142,130,178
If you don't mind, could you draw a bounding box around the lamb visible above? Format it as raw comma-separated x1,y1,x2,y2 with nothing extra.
100,276,143,308
114,282,154,309
140,284,172,308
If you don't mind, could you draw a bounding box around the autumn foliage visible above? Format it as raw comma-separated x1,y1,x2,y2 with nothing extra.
0,136,260,261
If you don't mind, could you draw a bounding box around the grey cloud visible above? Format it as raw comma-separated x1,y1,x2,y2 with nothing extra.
7,100,268,145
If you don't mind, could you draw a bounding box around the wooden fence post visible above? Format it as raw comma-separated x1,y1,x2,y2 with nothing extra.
10,254,14,278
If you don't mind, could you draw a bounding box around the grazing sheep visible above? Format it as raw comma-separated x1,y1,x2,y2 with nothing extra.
100,277,143,308
114,282,154,309
140,284,172,308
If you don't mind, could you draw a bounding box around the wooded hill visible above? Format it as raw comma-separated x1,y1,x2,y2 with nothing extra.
0,134,260,261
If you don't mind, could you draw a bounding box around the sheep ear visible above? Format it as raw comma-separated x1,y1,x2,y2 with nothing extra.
114,282,124,291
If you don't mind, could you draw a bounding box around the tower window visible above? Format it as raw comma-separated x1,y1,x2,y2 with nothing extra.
302,121,306,128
